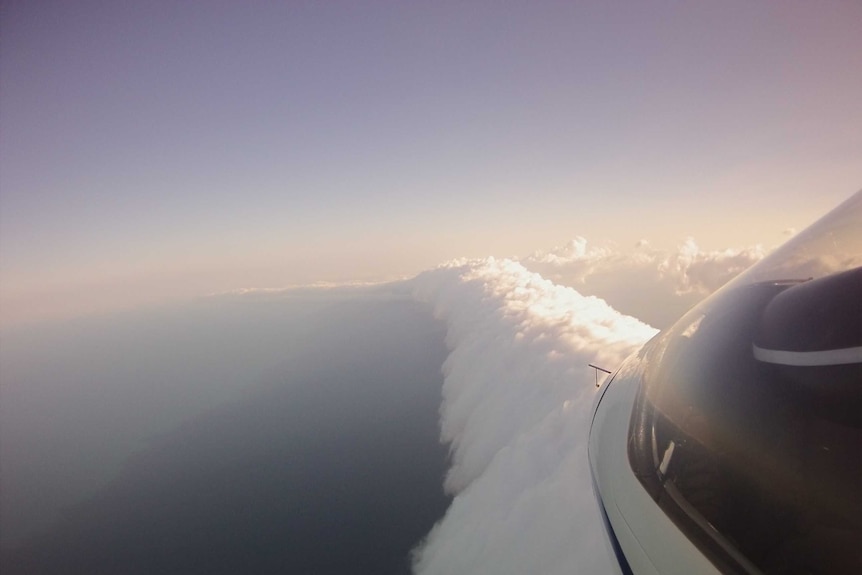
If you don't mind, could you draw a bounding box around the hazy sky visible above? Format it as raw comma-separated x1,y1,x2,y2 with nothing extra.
2,0,860,324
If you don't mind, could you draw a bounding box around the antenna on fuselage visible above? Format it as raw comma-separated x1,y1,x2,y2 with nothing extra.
588,364,612,388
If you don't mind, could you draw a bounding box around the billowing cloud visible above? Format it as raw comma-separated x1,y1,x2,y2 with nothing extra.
409,258,657,575
522,237,767,328
1,233,770,569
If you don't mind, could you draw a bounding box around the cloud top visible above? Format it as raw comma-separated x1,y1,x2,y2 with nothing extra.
522,237,766,328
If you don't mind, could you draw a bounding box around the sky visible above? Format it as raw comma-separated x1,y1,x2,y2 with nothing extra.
2,0,861,325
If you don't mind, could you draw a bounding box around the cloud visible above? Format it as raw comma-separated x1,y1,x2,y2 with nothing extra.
521,236,767,328
661,237,766,294
409,258,657,575
203,279,412,300
2,234,770,568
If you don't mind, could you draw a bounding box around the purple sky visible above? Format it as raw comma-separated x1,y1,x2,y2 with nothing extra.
2,0,860,324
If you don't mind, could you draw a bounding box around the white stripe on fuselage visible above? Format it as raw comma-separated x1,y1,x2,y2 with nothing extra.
752,344,862,367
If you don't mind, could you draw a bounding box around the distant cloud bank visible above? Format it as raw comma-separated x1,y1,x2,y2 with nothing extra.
521,236,766,328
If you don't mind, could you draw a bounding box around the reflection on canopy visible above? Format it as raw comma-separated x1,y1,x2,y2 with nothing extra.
628,191,861,574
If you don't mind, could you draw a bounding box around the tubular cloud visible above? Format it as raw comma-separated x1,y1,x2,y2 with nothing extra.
409,258,657,575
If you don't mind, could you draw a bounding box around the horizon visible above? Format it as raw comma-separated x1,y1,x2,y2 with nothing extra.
2,1,861,326
0,228,799,329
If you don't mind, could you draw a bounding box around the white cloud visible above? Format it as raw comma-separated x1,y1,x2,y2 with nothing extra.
521,236,767,328
203,279,411,299
409,258,657,575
